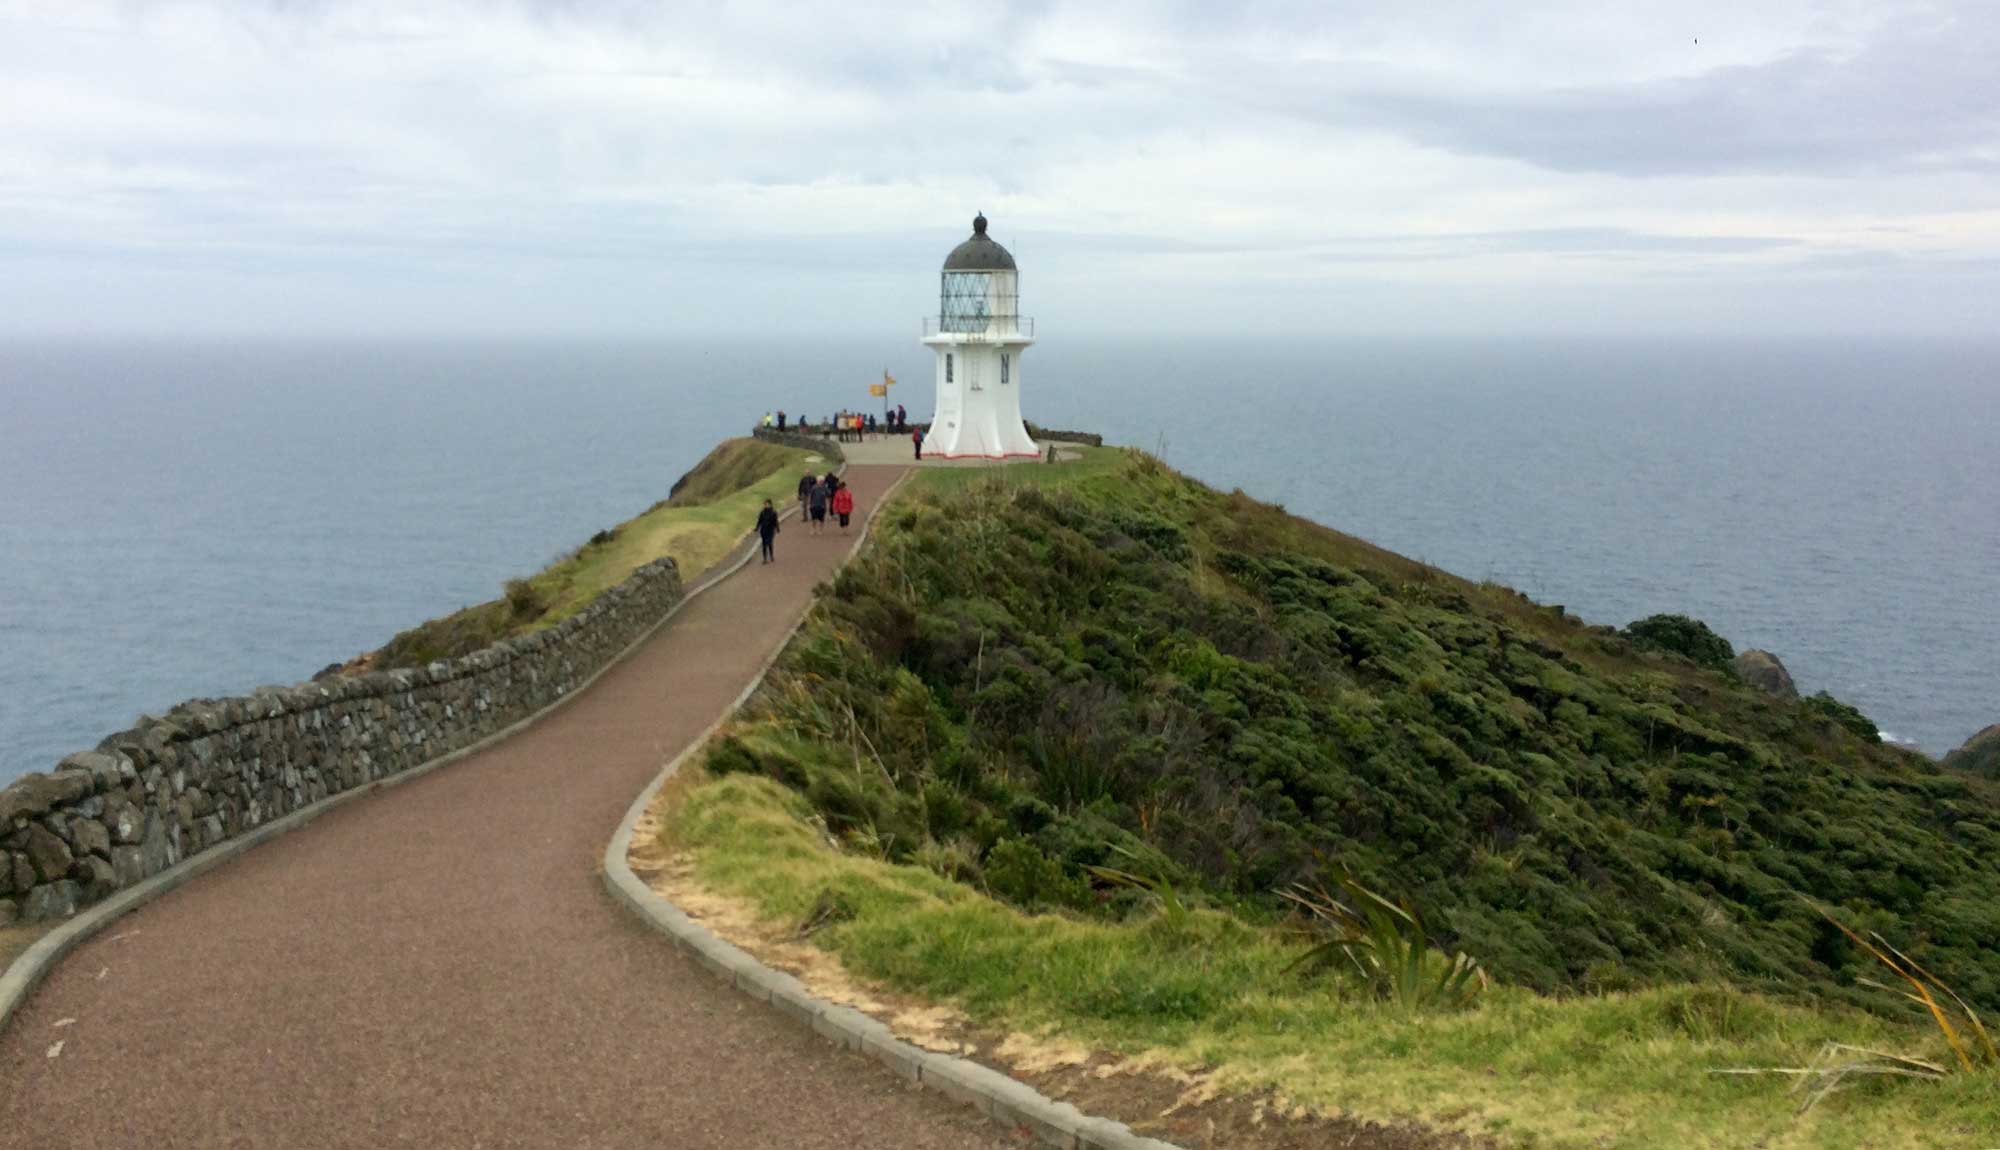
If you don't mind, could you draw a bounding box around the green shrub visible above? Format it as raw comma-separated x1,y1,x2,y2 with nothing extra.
721,453,2000,1012
1622,613,1735,669
984,837,1091,911
1803,691,1880,742
503,577,547,620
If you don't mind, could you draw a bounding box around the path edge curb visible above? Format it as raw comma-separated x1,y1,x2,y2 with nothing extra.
0,460,837,1038
600,470,1186,1150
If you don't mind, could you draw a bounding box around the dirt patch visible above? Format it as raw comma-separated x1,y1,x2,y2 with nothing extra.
0,922,51,970
635,824,1486,1150
1004,1052,1491,1150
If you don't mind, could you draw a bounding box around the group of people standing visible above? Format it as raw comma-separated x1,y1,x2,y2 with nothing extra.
754,468,855,565
759,405,915,441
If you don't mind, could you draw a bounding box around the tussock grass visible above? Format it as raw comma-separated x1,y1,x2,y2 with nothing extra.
377,438,817,667
665,775,2000,1150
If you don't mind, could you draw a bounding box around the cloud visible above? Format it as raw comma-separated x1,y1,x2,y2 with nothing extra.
1305,228,1799,262
0,0,1994,336
1321,14,2000,176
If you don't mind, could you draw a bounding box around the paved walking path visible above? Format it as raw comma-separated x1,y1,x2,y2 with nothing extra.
0,465,1012,1150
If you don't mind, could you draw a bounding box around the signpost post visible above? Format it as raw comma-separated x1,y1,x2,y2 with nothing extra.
872,369,894,425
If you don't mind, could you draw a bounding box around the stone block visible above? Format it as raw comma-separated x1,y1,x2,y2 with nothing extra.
1072,1118,1177,1150
72,816,111,859
59,750,126,793
0,897,16,928
77,853,117,899
23,880,79,921
986,1080,1088,1149
860,1029,926,1084
0,771,91,825
111,845,146,887
734,963,806,1005
9,852,31,894
766,983,823,1031
109,801,143,845
140,812,169,875
24,822,73,883
810,1004,882,1052
917,1055,1006,1117
687,936,759,985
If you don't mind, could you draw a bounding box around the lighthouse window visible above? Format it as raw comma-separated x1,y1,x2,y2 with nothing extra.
1001,353,1010,384
946,354,954,383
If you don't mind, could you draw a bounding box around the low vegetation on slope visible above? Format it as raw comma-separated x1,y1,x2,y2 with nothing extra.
376,438,818,667
664,446,2000,1143
711,448,2000,1009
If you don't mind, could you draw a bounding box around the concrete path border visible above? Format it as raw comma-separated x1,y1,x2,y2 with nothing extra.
601,472,1186,1150
0,473,825,1038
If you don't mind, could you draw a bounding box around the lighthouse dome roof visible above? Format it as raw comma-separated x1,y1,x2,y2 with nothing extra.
943,213,1016,272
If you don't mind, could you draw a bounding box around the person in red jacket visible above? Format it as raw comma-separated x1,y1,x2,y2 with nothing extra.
831,480,855,532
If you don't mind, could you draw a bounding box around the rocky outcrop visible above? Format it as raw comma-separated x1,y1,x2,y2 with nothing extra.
0,557,684,926
1732,649,1798,698
1944,724,2000,779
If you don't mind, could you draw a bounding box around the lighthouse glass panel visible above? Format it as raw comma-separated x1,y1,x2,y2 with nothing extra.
940,271,992,333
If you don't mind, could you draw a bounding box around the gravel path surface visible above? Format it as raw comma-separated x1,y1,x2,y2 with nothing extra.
0,465,1013,1149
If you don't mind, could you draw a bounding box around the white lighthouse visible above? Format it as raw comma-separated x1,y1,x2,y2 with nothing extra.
920,213,1038,459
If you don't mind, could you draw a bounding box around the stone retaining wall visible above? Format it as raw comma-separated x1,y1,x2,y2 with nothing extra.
1024,423,1104,448
0,558,686,928
750,427,847,460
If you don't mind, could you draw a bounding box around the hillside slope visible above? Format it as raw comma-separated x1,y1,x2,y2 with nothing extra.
374,438,819,668
711,448,2000,1011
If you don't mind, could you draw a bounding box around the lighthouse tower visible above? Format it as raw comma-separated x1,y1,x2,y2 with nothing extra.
920,213,1038,459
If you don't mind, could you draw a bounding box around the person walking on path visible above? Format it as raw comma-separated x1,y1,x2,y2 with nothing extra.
755,499,780,563
831,480,854,533
912,425,924,460
797,470,816,518
807,474,830,535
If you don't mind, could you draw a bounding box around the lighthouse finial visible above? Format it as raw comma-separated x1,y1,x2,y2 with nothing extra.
973,211,987,236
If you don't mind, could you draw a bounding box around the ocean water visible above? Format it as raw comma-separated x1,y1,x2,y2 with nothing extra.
1,336,1994,783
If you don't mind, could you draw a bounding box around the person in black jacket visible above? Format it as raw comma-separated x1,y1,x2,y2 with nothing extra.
756,499,780,563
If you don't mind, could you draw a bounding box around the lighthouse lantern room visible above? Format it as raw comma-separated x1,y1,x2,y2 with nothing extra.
919,213,1039,459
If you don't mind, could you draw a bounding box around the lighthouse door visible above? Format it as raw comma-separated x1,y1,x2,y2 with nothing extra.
966,351,983,391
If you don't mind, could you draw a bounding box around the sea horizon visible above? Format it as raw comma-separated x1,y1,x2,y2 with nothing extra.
2,332,1995,784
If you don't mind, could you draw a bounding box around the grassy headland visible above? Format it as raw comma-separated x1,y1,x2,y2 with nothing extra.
376,438,821,667
657,445,2000,1147
665,774,1995,1149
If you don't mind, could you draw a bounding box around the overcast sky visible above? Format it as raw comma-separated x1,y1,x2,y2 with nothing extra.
1,0,1995,338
